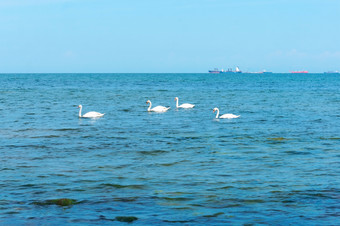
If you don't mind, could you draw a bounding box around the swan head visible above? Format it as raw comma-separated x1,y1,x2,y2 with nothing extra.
146,100,151,104
174,97,178,101
213,108,218,113
78,105,82,108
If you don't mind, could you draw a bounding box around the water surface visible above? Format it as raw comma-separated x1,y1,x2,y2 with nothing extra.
1,73,340,225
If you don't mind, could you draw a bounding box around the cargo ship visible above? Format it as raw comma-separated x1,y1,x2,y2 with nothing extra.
208,68,221,73
235,66,242,73
209,67,242,74
324,71,339,74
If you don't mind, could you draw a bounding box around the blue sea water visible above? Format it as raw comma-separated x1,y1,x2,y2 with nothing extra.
0,73,340,225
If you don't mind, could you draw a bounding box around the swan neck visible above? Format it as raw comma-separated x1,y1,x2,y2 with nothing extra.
79,106,82,117
215,109,219,118
147,102,151,111
175,99,179,108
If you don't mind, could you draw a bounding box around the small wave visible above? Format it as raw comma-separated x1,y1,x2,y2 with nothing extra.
1,168,14,171
55,128,80,132
267,137,290,141
242,199,265,204
139,150,168,155
100,183,146,189
163,220,194,223
157,196,193,202
284,150,310,155
203,212,224,218
21,184,41,188
6,144,49,149
113,197,138,202
155,161,180,167
31,135,61,139
216,185,234,190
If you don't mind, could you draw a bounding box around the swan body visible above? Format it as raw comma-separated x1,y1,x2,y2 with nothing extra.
213,107,240,119
146,100,170,112
175,97,195,109
78,105,104,118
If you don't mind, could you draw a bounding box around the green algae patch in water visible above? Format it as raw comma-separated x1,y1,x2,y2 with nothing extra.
115,216,138,223
266,137,292,144
49,198,77,206
320,137,340,140
33,198,77,207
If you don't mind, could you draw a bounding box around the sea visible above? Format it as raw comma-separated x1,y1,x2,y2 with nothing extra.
0,73,339,225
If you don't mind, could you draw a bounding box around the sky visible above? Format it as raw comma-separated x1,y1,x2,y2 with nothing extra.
0,0,339,73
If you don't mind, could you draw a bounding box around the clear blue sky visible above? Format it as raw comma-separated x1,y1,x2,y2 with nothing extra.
0,0,339,73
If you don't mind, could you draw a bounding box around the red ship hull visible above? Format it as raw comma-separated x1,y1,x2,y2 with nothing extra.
291,71,308,73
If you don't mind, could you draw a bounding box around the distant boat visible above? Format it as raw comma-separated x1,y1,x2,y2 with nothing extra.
248,70,273,74
222,68,235,74
291,71,308,74
235,66,242,73
208,68,221,73
208,67,242,74
262,70,273,74
324,71,339,74
244,70,273,74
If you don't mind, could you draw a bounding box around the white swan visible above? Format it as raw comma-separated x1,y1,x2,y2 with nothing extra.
146,100,170,112
175,97,195,109
78,105,104,118
213,107,240,119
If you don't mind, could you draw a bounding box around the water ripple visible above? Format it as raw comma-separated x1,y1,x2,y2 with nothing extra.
1,73,340,224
